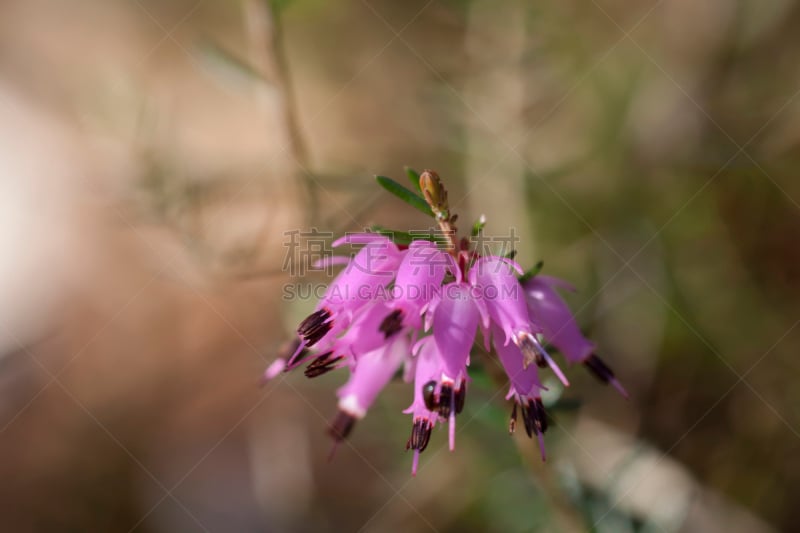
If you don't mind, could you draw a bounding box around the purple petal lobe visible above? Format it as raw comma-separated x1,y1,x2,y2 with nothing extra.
470,257,530,340
492,325,544,397
334,302,399,360
321,237,401,313
332,232,393,247
312,255,351,269
536,274,577,292
523,276,595,364
432,283,480,378
390,241,459,326
337,335,408,418
404,339,443,418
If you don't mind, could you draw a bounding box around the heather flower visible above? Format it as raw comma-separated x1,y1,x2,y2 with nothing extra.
285,233,402,370
387,240,459,330
330,334,409,442
403,337,446,475
470,256,569,386
492,323,548,460
264,170,626,475
522,274,628,397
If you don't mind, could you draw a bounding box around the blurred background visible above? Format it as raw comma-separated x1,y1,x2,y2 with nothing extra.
1,0,799,531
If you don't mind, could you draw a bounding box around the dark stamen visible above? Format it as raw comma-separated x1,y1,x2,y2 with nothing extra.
519,401,534,438
518,398,547,439
437,384,453,418
583,354,629,398
517,332,548,369
517,332,570,386
378,309,404,338
583,354,614,383
327,410,357,442
509,402,518,435
454,384,466,414
406,418,433,452
533,398,547,434
297,309,333,347
283,337,309,368
304,352,343,378
422,380,438,411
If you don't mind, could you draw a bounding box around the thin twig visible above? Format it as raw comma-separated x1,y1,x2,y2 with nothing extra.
243,0,317,220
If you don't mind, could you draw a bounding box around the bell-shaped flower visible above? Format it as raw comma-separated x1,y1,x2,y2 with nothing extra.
403,339,442,475
523,275,627,397
430,282,485,379
492,324,548,460
301,300,403,379
386,240,459,330
329,335,409,443
262,170,627,475
470,256,568,386
288,234,401,368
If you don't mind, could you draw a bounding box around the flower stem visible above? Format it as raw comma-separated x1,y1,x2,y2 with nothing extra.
419,170,459,257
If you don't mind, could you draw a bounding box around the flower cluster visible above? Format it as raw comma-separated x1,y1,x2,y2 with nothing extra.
264,170,625,475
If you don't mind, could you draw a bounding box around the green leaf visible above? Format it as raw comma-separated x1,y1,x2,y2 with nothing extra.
471,214,487,237
404,166,422,192
518,260,544,283
504,249,518,260
375,176,434,217
370,225,448,246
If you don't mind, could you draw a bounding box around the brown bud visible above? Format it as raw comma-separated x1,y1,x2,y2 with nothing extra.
419,170,449,219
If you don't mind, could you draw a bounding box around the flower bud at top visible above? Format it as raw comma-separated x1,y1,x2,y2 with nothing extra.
419,170,449,220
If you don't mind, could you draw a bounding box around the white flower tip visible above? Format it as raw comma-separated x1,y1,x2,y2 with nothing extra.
261,359,286,384
338,395,367,419
411,450,420,476
610,378,629,399
448,412,456,451
536,433,547,462
551,366,570,388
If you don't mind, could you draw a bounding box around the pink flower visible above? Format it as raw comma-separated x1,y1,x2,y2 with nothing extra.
331,334,409,441
264,171,626,474
470,257,570,386
523,275,628,398
286,234,401,369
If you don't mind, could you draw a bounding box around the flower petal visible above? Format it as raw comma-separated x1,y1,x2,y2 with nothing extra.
470,256,530,341
336,335,408,418
523,276,595,363
492,324,545,396
432,283,480,378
